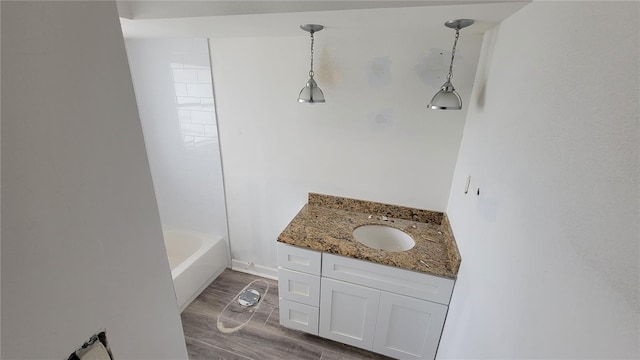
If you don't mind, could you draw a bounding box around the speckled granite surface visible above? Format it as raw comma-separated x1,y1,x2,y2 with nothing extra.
440,213,461,275
278,193,461,279
308,193,443,224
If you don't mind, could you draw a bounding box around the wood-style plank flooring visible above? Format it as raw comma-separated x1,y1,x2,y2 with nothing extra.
181,269,393,360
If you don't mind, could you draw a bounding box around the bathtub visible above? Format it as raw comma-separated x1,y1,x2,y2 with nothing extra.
164,230,228,312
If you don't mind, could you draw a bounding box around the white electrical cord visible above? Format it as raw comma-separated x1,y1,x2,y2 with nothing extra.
216,279,270,334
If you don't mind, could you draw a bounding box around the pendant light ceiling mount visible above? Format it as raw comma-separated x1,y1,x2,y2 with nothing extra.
298,24,325,104
444,19,474,30
428,18,474,111
300,24,324,33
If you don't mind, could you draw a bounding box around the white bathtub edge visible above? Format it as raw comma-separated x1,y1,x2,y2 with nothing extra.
170,233,229,312
177,264,226,313
231,259,278,280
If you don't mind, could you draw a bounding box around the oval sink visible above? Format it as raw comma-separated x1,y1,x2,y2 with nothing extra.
352,225,415,252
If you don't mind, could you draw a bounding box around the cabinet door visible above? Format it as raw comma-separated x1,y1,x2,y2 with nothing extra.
373,291,448,359
319,278,380,351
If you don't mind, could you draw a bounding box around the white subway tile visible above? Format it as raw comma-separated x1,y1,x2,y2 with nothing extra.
191,111,214,124
197,69,212,83
182,59,207,70
186,83,213,98
200,98,215,112
176,96,199,105
174,83,188,97
177,110,191,122
180,123,205,136
172,68,198,83
194,136,214,145
204,125,217,138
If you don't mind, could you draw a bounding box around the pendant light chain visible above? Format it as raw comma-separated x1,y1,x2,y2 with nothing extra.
309,31,315,78
428,19,473,110
447,28,460,81
298,24,325,103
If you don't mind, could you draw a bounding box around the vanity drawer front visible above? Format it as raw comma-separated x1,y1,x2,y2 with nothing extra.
279,298,319,335
322,253,455,305
277,243,322,275
278,268,320,307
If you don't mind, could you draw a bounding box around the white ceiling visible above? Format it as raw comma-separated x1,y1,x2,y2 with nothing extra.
119,1,530,38
117,0,528,20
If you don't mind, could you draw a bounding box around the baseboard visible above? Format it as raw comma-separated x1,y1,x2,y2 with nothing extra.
231,259,279,280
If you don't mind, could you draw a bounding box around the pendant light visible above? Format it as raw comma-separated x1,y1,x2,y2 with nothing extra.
298,24,325,103
428,19,474,110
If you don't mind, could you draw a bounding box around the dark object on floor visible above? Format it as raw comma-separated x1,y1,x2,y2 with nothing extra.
67,330,114,360
238,288,261,307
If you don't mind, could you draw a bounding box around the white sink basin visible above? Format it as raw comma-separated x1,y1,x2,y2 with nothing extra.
352,225,415,252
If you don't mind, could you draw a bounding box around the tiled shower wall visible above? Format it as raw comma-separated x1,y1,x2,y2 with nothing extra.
126,38,229,243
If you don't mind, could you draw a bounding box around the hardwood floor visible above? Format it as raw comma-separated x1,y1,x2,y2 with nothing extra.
181,269,393,360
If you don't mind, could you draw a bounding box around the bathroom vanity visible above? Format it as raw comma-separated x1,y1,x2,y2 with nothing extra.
276,193,461,360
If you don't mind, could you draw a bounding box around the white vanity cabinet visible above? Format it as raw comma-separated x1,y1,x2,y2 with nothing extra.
320,253,454,359
277,243,455,360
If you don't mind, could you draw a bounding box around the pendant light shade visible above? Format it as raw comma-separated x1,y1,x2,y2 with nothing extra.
298,24,325,104
428,80,462,110
298,77,325,103
428,19,474,110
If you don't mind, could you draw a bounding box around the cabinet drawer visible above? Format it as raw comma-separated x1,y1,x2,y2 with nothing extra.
278,268,320,307
322,253,454,305
279,298,319,335
277,243,321,275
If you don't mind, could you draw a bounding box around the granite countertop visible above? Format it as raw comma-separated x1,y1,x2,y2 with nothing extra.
277,193,461,279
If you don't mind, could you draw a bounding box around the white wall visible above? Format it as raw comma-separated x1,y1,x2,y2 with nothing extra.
440,1,639,358
210,27,482,271
1,2,187,359
0,2,3,354
125,38,230,247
